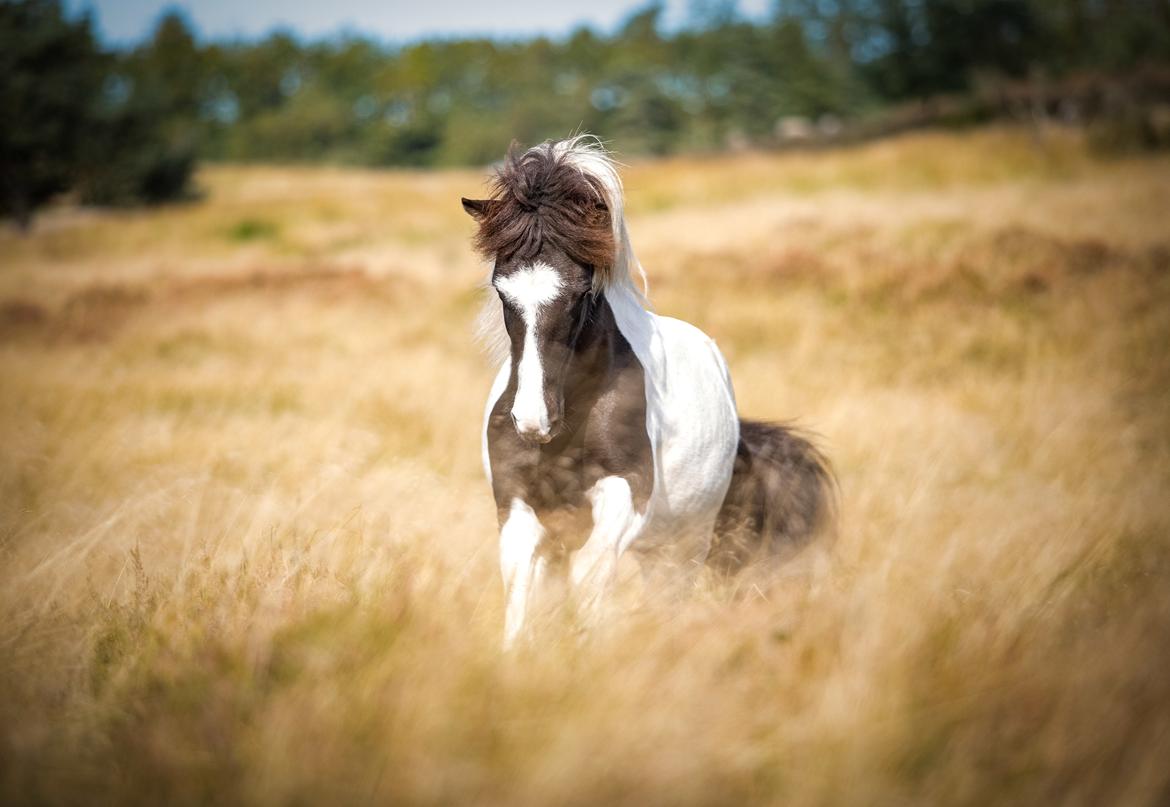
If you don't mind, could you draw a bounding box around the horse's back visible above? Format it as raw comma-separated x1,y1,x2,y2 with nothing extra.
645,313,739,522
603,285,738,540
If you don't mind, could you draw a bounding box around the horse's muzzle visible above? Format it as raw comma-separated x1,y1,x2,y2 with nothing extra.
511,411,560,444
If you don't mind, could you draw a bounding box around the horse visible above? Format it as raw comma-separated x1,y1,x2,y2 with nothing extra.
462,136,834,646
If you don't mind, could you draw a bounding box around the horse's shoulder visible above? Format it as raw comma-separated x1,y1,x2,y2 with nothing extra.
648,314,733,383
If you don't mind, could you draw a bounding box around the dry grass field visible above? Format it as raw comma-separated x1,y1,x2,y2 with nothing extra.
2,127,1169,806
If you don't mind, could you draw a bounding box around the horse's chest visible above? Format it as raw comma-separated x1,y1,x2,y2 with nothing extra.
488,423,608,514
486,393,652,522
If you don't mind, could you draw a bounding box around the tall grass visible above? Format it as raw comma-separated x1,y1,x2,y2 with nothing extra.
2,127,1169,805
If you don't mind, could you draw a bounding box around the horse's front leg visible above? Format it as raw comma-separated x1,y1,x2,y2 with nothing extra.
499,498,547,648
570,476,644,620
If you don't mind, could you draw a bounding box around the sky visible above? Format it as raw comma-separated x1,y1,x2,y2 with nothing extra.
65,0,772,46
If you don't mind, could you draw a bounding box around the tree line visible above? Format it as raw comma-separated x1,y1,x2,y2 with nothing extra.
3,0,1169,225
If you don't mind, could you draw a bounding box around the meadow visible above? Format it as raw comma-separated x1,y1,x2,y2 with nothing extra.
1,127,1169,806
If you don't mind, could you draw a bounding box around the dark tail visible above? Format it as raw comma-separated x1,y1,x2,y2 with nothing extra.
709,419,837,575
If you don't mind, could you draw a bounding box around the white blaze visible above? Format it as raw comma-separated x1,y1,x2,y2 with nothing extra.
495,262,563,437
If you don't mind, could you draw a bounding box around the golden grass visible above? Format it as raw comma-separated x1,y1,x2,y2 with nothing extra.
2,127,1169,805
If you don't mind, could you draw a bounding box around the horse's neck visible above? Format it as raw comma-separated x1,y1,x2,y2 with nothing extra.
603,283,658,385
564,284,654,408
567,294,620,389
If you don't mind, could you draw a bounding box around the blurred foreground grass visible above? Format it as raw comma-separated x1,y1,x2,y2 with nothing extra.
2,127,1169,806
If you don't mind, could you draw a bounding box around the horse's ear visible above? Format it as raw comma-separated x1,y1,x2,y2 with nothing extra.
462,197,496,220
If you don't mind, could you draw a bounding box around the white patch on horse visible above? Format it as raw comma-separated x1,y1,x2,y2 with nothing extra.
482,357,511,486
570,476,645,620
495,262,563,439
499,497,546,648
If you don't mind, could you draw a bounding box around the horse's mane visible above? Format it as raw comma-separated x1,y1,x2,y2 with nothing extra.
471,135,648,298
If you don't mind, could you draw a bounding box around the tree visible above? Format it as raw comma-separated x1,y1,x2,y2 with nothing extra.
0,0,105,228
79,11,200,205
0,0,197,228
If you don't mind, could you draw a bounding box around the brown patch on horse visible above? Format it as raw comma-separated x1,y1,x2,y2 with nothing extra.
463,141,616,278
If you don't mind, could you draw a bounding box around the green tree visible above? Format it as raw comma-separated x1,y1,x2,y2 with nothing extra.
81,11,200,204
0,0,196,228
0,0,104,227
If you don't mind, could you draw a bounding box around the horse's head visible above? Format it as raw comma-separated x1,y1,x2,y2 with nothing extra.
462,140,618,444
491,242,596,443
463,199,602,443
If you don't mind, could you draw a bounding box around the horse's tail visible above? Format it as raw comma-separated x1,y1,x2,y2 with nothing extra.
709,419,837,575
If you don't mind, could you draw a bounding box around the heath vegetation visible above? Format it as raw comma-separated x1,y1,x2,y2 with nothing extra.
1,127,1169,805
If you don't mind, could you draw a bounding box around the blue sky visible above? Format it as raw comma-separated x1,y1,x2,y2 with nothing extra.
66,0,772,46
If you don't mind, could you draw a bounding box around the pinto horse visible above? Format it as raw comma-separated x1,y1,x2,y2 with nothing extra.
463,136,833,646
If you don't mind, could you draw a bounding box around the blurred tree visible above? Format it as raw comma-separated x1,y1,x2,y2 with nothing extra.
0,0,196,228
917,0,1042,92
83,10,200,205
0,0,104,228
4,0,1170,196
140,10,202,118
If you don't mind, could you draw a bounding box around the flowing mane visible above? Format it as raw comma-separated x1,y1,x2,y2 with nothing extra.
471,135,648,297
